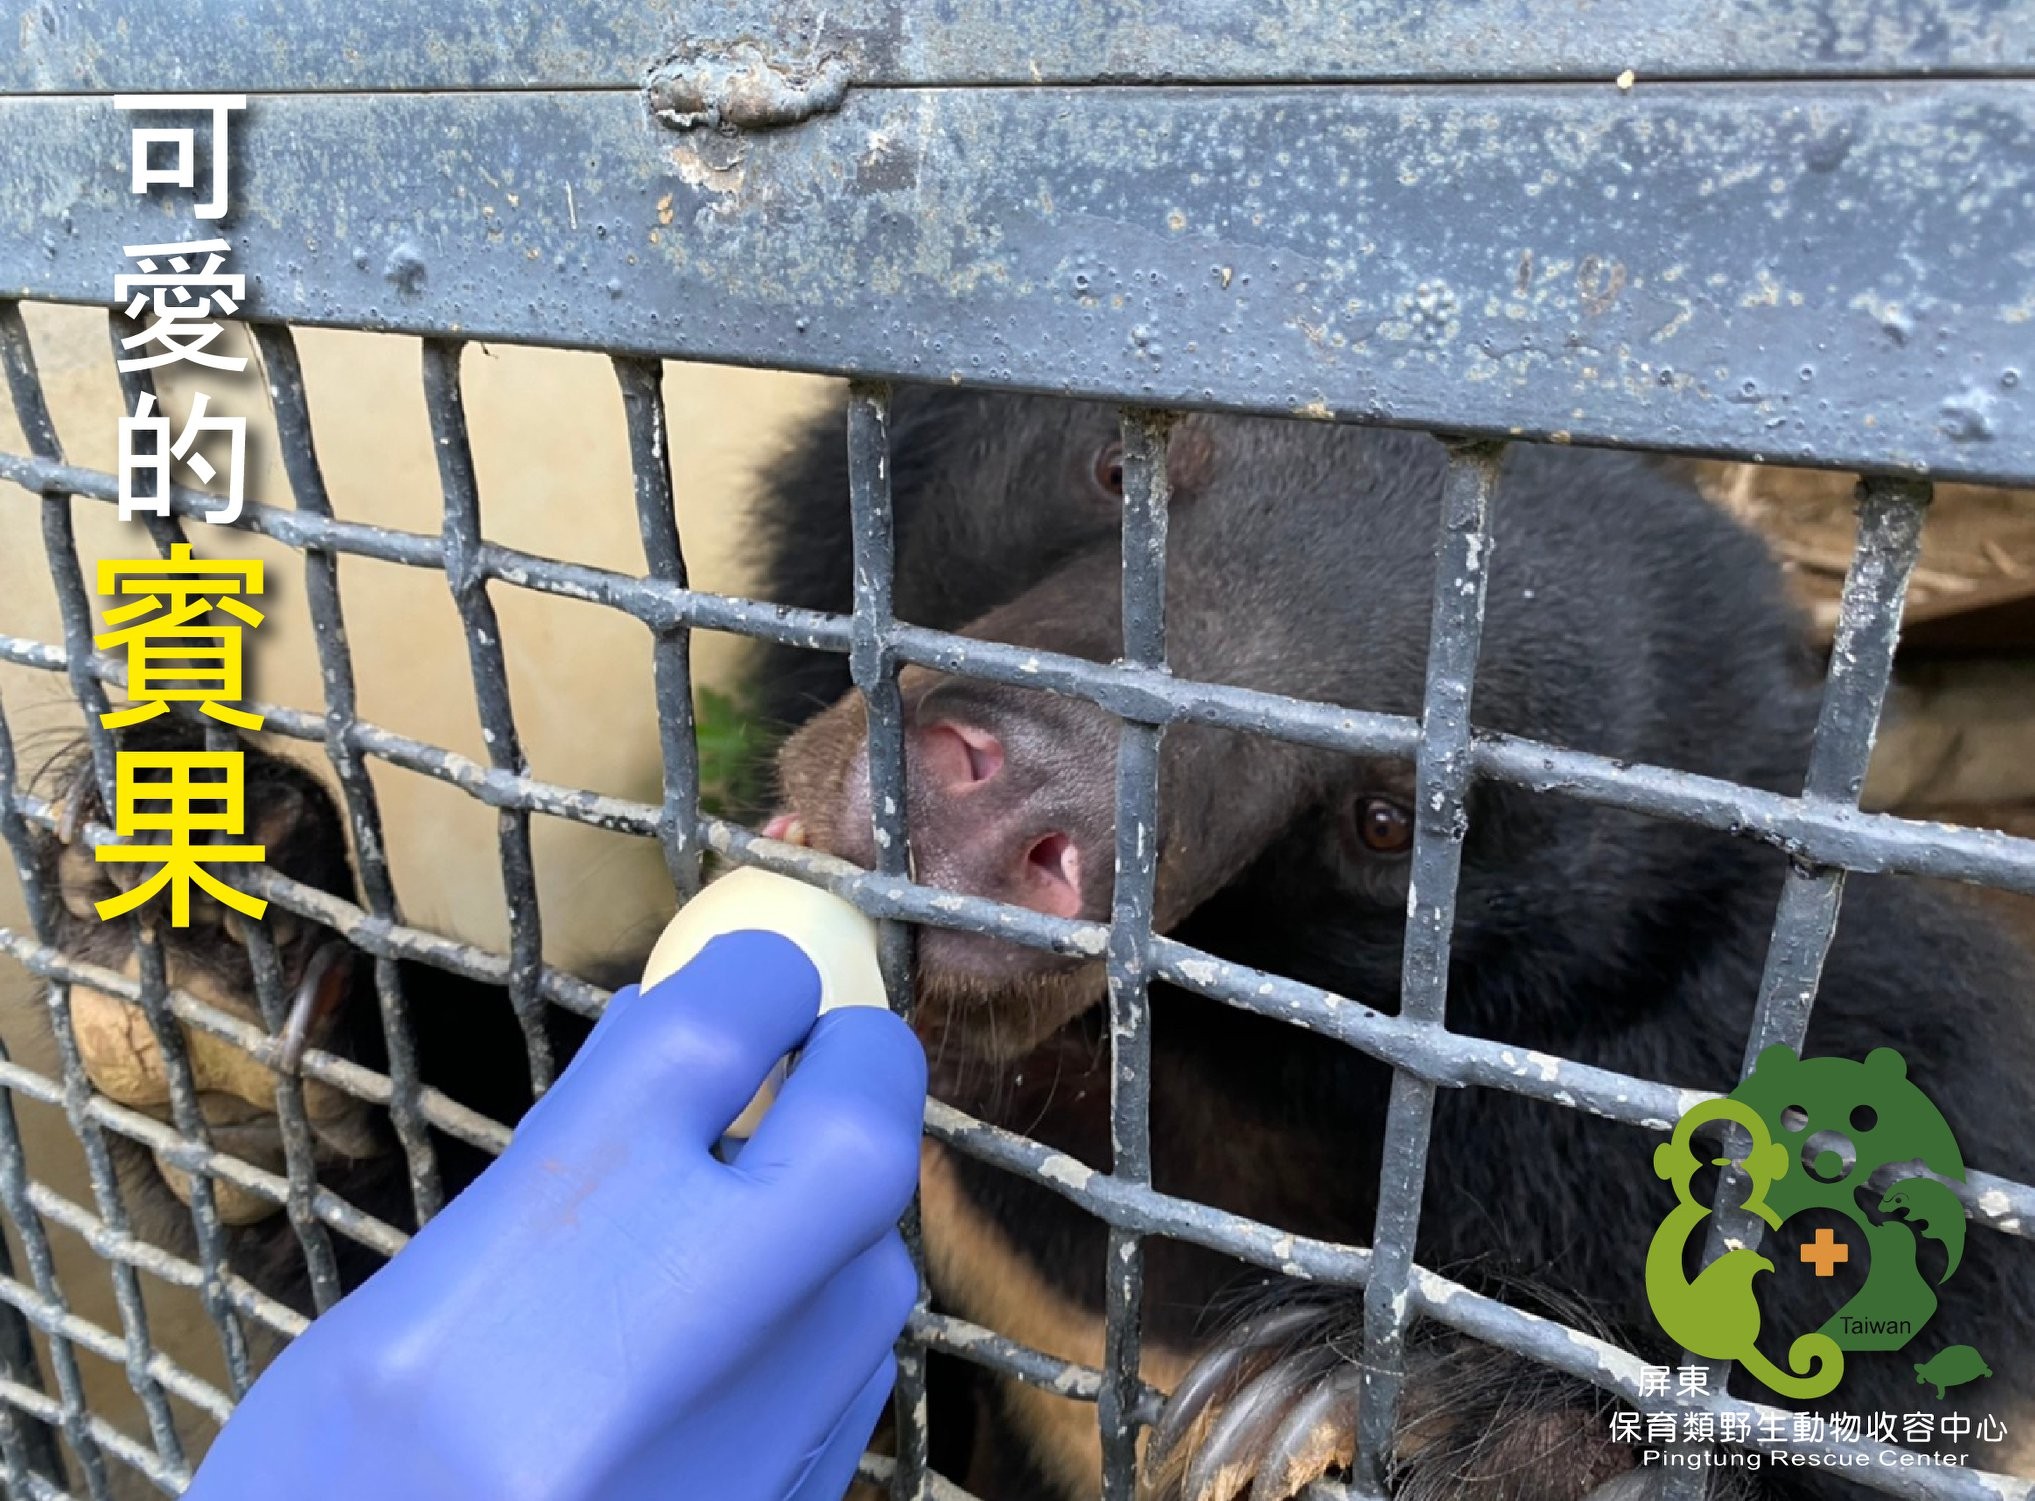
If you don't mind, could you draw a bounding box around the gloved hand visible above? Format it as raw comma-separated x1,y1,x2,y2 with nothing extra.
188,930,927,1501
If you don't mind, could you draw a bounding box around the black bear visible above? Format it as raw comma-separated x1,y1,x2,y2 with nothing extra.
757,389,2035,1500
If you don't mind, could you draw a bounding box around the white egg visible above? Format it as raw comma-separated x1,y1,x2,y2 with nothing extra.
639,865,886,1137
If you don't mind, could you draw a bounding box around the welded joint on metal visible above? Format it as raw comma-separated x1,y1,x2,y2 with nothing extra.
908,1305,1167,1420
645,42,851,131
846,382,912,977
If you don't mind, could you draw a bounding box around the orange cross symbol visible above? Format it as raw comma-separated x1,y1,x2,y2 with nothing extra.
1800,1227,1851,1277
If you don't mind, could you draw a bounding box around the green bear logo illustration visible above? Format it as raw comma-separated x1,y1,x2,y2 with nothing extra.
1645,1046,1983,1401
1647,1096,1846,1397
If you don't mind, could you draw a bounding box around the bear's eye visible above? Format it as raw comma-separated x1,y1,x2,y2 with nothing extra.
1090,440,1125,499
1350,796,1414,855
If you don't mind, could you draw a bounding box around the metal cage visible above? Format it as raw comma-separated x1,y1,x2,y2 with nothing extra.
2,4,2035,1499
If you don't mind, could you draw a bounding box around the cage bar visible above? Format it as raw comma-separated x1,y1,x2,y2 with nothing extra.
0,711,71,1491
1,911,508,1172
0,1158,56,1495
846,384,916,1011
13,451,2029,899
125,936,253,1393
0,1370,177,1498
0,1113,92,1497
1741,477,1933,1057
613,358,703,902
420,339,555,1099
0,301,254,1448
1097,410,1173,1500
3,438,2031,864
842,382,933,1501
1665,476,1937,1457
235,932,345,1313
0,220,2026,1501
9,578,2035,1223
108,318,347,1319
1352,439,1504,1495
7,601,2035,1236
251,323,447,1225
0,1001,407,1268
29,326,257,1405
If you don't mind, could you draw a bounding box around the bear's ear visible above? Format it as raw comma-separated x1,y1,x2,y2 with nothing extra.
1865,1046,1909,1081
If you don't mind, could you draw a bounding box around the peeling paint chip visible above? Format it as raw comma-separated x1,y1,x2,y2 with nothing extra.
1041,1155,1094,1191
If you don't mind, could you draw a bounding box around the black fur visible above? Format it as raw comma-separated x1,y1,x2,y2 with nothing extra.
754,388,2035,1498
29,387,2032,1497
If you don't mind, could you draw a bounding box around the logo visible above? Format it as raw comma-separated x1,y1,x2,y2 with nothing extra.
1645,1045,1987,1401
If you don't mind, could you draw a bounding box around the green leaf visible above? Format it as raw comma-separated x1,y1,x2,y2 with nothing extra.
693,684,768,821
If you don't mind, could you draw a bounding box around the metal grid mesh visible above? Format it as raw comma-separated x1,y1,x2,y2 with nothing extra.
0,299,2027,1501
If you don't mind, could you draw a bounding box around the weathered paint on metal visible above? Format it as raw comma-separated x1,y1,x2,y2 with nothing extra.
1353,441,1500,1492
3,85,2032,481
646,43,852,132
3,0,2033,94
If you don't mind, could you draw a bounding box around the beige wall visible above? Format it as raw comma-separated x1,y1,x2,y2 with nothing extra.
0,301,829,1482
2,302,833,963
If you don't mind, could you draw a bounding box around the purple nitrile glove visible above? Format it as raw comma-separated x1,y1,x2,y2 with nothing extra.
187,930,926,1501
